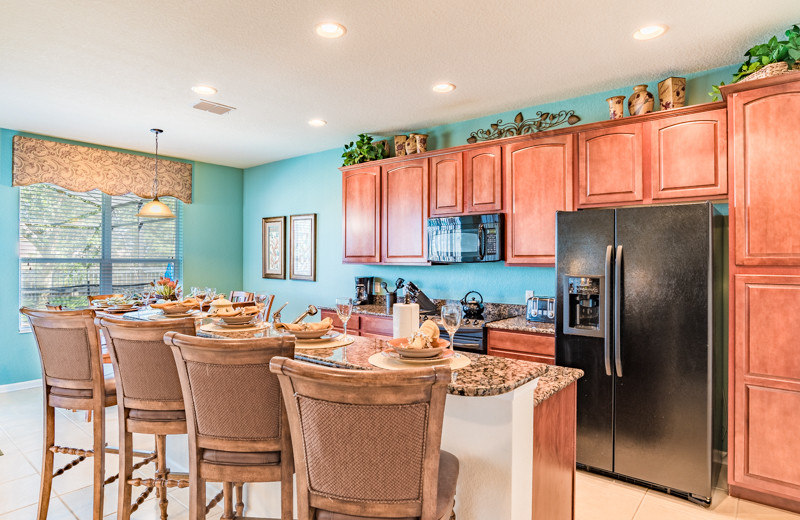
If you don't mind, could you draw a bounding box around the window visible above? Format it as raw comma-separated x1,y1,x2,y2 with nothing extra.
19,184,182,331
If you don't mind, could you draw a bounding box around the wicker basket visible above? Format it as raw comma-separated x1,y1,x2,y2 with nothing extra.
740,61,800,83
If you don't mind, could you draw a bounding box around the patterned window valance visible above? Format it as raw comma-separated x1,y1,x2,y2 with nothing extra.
12,135,192,203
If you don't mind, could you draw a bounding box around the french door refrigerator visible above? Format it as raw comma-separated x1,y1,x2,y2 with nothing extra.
555,202,725,505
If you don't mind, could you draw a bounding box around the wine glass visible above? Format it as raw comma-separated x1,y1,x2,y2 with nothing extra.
441,304,462,350
336,297,353,340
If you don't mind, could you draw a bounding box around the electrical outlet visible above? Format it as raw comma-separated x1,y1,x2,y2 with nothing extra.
525,290,534,301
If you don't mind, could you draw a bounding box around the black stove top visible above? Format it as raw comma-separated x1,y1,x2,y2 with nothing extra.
420,314,486,329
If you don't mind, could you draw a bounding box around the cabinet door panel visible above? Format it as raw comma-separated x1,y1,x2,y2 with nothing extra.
382,159,430,264
650,109,727,200
733,274,800,498
505,136,574,265
430,153,463,216
733,84,800,266
464,145,502,213
578,124,642,206
342,167,381,263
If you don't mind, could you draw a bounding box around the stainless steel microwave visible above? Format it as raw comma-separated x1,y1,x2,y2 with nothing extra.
427,214,504,263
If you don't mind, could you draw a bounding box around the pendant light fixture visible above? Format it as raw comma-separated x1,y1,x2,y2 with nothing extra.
136,128,176,219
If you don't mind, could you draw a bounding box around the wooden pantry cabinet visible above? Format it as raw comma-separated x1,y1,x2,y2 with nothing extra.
724,75,800,514
504,135,574,265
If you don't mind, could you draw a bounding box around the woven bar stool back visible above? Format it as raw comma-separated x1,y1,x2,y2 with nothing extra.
20,307,116,520
269,358,459,520
166,332,296,520
96,315,197,520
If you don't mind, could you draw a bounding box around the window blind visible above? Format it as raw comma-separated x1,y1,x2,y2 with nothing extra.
19,184,182,331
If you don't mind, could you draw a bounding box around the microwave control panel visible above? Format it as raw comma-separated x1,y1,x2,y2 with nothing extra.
485,228,498,254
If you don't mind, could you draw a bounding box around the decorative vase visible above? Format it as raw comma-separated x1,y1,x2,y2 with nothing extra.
394,135,407,156
415,133,428,153
375,139,391,157
658,77,686,110
606,96,626,120
405,134,418,155
628,85,654,116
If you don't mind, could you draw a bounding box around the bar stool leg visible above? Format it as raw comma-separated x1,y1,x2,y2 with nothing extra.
91,403,106,520
222,482,234,519
281,460,293,520
234,483,244,517
156,434,169,520
37,393,55,520
188,460,205,520
117,409,133,520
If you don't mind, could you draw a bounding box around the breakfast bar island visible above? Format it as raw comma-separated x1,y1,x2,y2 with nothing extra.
162,331,582,520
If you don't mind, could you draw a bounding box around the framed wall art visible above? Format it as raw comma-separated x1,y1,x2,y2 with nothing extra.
262,216,285,279
289,213,316,281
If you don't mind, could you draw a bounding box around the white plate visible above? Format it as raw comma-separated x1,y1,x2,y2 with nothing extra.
295,331,342,343
217,322,259,329
381,348,455,364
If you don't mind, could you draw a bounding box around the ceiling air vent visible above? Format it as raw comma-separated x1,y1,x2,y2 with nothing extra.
192,99,236,115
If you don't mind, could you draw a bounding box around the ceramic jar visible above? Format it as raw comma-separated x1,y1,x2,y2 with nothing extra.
606,96,626,120
628,85,654,116
375,139,391,157
415,133,428,153
658,77,686,110
405,134,418,155
394,135,407,156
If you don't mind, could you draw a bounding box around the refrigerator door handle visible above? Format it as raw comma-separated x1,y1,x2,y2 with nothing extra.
614,244,623,377
604,245,613,376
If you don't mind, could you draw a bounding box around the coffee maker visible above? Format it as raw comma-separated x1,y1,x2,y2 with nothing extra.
354,276,374,305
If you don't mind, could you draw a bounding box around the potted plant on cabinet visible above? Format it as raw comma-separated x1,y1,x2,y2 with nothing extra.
710,24,800,100
341,133,389,166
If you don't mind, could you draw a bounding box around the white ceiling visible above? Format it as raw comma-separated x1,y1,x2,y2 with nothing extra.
0,1,797,169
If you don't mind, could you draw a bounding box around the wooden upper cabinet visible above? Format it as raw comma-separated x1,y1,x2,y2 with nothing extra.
342,166,381,263
649,108,727,201
464,145,503,213
504,136,574,265
382,158,430,264
731,80,800,266
578,123,643,207
430,153,463,216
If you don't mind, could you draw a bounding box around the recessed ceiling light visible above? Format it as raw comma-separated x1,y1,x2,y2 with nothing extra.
432,83,456,93
315,22,347,39
633,24,667,40
191,85,217,95
308,119,327,127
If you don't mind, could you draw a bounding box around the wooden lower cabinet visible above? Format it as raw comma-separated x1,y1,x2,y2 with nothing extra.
487,328,555,364
730,274,800,513
533,382,576,520
319,310,393,340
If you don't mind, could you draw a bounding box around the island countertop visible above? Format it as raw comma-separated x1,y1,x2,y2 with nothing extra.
294,335,549,397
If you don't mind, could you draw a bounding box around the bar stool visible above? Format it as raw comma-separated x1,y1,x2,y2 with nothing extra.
20,307,119,520
165,332,295,520
96,315,197,520
269,358,459,520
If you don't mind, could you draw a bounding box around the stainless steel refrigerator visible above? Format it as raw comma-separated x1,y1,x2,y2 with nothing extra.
555,202,725,505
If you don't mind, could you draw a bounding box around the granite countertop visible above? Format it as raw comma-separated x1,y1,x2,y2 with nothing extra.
486,315,556,335
295,335,548,397
533,365,584,407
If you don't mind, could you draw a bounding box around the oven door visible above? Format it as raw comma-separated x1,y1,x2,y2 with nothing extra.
444,327,486,355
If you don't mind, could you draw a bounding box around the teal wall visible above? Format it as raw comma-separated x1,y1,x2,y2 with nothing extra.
242,65,738,320
0,129,244,385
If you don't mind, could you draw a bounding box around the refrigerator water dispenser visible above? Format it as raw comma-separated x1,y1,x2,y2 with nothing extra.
563,275,605,337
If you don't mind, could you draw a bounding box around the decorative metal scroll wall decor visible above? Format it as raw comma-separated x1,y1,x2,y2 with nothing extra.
466,110,581,144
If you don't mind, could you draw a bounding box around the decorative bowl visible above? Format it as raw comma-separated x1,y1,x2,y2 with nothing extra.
291,327,335,340
162,304,191,315
387,337,450,358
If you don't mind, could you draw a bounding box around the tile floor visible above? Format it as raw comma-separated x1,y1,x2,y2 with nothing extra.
1,386,799,519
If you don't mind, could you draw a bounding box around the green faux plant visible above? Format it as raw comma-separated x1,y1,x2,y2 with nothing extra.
341,133,389,166
710,24,800,100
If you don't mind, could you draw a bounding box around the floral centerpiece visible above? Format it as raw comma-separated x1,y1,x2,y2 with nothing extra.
151,276,181,301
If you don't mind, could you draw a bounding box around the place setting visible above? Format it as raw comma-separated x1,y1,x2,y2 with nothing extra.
274,298,356,349
368,303,471,371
